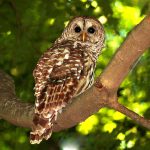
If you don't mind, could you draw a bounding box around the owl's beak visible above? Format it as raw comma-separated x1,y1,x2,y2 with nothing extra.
81,32,87,42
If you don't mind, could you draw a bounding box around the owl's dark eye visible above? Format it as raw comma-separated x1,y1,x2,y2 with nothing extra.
74,26,81,33
88,27,95,34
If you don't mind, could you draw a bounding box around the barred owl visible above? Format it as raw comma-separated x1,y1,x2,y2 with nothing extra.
30,16,105,144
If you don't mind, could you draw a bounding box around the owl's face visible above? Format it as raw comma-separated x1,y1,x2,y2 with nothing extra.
60,16,105,48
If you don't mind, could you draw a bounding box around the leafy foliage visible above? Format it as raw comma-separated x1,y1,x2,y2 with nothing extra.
0,0,150,149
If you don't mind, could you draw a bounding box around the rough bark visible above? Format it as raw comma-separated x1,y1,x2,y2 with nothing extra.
0,15,150,131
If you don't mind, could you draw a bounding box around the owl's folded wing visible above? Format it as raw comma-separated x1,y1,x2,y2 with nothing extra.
30,47,83,144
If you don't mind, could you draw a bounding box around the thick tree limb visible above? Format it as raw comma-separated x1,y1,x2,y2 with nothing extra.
0,15,150,131
0,70,33,128
99,15,150,90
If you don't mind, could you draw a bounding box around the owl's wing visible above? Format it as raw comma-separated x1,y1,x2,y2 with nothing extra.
30,47,83,144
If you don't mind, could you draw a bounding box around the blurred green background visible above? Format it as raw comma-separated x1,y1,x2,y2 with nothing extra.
0,0,150,149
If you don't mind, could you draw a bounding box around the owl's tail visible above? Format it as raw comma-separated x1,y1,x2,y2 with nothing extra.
30,110,57,144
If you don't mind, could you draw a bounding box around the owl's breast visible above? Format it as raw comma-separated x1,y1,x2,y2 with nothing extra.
74,50,95,96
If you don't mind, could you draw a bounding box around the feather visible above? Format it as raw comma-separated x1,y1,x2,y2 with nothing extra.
30,42,84,144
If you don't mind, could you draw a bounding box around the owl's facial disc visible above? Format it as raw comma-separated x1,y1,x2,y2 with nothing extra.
66,17,103,45
59,16,104,50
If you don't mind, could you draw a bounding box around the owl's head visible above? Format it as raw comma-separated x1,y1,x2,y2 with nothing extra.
56,16,105,49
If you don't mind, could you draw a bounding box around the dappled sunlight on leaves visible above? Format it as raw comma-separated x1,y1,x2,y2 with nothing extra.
45,18,55,26
98,15,107,24
113,112,125,121
107,35,123,51
93,6,101,14
131,102,150,115
91,1,98,8
80,0,87,3
103,121,117,133
76,115,99,135
112,1,145,30
117,132,125,141
10,67,19,77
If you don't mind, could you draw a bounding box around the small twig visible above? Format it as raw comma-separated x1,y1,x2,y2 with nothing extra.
108,101,150,129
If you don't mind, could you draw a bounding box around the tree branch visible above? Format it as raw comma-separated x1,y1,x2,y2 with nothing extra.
99,15,150,91
108,102,150,129
0,70,34,128
0,15,150,132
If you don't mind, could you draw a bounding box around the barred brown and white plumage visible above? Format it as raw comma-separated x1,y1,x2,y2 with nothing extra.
30,16,105,144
